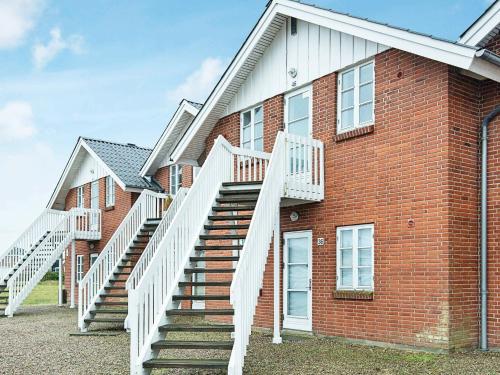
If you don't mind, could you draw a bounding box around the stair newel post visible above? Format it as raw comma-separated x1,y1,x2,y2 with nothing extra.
70,237,76,309
58,253,63,306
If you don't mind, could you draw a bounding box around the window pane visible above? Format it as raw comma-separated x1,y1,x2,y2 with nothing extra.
342,70,354,89
243,141,251,149
288,92,309,122
359,102,373,123
254,106,263,123
288,118,309,137
358,268,372,287
359,83,373,104
288,291,307,316
341,89,354,109
341,109,354,129
288,265,308,289
358,228,372,248
288,237,308,263
242,111,251,126
242,126,251,142
254,138,263,151
341,249,352,267
254,122,263,138
340,268,353,287
358,248,372,267
360,63,373,84
340,230,353,248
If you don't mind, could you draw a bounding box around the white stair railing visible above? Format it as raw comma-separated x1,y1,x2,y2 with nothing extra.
126,187,188,292
5,208,101,317
129,136,272,374
0,209,66,283
78,190,167,331
228,132,287,375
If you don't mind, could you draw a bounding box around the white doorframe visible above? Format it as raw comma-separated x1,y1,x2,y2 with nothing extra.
283,230,313,332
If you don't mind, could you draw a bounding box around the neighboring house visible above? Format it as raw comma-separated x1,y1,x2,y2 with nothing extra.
126,1,500,373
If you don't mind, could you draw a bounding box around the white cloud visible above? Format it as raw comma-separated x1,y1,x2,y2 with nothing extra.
167,57,225,103
33,27,85,70
0,101,36,142
0,0,43,49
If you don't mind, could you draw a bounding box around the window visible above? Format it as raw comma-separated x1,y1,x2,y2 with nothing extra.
240,105,263,151
90,181,99,209
76,255,84,283
336,224,374,291
105,176,115,207
76,186,85,208
90,253,99,266
169,165,183,195
337,61,374,133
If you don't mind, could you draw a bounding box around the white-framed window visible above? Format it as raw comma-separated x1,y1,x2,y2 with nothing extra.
90,253,99,266
337,61,374,133
90,181,99,209
336,224,374,291
240,105,264,151
76,186,85,208
169,165,182,195
105,176,115,207
76,255,84,283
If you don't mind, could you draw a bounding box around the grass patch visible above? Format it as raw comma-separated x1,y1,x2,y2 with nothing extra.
403,352,438,363
23,280,59,306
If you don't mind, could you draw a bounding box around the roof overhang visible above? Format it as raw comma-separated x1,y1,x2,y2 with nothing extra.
171,0,500,164
459,0,500,47
140,99,200,176
47,138,129,210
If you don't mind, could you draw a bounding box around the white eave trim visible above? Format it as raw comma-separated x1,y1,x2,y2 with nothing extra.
170,0,500,163
459,1,500,47
140,99,200,177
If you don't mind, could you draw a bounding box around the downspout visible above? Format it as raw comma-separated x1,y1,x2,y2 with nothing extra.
480,105,500,351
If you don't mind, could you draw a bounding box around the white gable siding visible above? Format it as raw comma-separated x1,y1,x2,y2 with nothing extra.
68,150,108,189
226,19,389,115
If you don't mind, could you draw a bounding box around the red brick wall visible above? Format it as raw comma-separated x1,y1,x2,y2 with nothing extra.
63,177,135,301
481,78,500,347
154,165,194,192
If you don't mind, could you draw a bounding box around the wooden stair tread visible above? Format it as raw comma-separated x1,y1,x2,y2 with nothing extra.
190,256,239,262
204,224,249,230
195,245,243,251
208,215,253,221
143,358,229,369
219,188,261,195
212,205,255,212
185,268,235,274
166,309,234,316
84,318,124,323
222,181,262,186
91,309,128,314
151,340,233,350
199,234,246,240
159,324,234,332
179,281,231,287
173,294,230,301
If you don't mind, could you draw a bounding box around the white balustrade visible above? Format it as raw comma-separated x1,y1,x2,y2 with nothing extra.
78,190,167,331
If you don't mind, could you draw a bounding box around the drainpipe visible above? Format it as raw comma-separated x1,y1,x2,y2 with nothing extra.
480,105,500,351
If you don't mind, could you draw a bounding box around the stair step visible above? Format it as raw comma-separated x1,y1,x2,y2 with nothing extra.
190,256,239,262
179,281,232,287
185,268,235,274
128,245,147,250
113,272,132,276
143,358,229,369
104,286,125,290
142,223,159,229
91,309,128,314
173,295,230,301
212,205,255,212
222,181,263,187
219,188,261,195
195,245,243,251
200,234,246,240
166,309,234,317
96,299,128,304
208,215,253,221
159,323,234,333
116,265,134,270
204,224,249,230
133,239,149,244
216,197,258,203
146,218,162,223
84,318,124,324
151,340,233,350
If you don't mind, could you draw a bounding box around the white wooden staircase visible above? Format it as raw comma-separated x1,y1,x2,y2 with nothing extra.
128,131,324,374
0,208,101,317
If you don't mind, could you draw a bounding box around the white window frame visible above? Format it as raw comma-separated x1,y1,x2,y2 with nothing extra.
90,253,99,266
284,85,312,138
336,224,374,291
105,176,115,207
76,186,85,208
337,60,375,134
169,165,182,195
76,255,84,283
240,104,264,151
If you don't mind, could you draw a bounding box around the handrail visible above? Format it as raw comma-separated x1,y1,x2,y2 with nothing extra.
0,209,66,283
228,132,287,375
126,187,188,291
5,208,101,316
78,190,167,331
129,136,248,374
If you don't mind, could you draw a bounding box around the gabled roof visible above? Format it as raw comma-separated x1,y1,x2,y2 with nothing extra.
48,137,161,210
170,0,500,164
459,0,500,47
140,99,202,176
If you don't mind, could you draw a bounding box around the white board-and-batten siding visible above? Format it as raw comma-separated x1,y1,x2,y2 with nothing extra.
226,18,389,115
68,150,108,189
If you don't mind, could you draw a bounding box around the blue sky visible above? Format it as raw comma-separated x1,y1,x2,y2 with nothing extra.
0,0,494,245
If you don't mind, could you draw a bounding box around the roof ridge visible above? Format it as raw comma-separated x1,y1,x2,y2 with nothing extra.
81,136,152,151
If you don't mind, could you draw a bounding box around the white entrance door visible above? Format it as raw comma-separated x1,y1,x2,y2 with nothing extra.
283,231,312,331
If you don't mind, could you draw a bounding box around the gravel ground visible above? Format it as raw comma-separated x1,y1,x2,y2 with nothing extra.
2,306,500,375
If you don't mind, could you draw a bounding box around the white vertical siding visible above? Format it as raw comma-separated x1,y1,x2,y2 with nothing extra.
69,151,108,189
226,18,389,115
